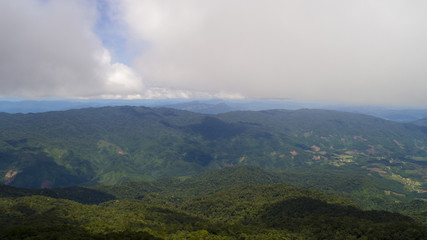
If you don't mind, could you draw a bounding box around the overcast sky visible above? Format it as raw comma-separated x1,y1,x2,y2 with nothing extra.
1,0,427,106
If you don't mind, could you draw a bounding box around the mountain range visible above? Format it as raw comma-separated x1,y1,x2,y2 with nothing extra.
0,106,426,205
2,99,427,121
1,106,427,238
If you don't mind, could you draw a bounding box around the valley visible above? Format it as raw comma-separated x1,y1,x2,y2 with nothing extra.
0,106,426,238
0,107,426,198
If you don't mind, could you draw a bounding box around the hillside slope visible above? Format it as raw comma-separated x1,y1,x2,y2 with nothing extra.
1,166,425,239
0,106,426,200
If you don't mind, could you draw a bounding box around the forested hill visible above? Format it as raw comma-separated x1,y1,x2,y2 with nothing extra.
1,166,426,239
0,106,426,201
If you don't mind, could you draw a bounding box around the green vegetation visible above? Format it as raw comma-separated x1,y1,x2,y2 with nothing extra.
1,106,427,237
0,107,426,191
1,166,426,239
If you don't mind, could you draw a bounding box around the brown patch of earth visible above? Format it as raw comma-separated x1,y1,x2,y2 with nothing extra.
345,151,357,155
353,136,367,141
366,148,378,155
290,150,298,156
367,168,387,175
393,139,403,147
311,145,320,152
384,190,405,197
4,169,19,185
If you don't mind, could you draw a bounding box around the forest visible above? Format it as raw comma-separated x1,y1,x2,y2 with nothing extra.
0,107,426,238
1,166,426,239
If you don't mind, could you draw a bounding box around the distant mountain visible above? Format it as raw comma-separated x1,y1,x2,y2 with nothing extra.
2,98,427,121
413,117,427,127
162,100,233,114
0,106,426,204
0,99,180,113
331,105,427,122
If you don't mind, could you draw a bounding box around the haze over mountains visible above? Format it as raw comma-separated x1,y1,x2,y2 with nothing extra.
2,99,427,121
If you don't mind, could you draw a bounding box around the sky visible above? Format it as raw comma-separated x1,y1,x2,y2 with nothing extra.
1,0,427,106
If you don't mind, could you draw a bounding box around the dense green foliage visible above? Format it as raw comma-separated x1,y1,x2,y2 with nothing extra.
1,166,426,239
92,166,427,223
0,184,115,204
90,166,406,209
1,106,427,237
0,107,425,195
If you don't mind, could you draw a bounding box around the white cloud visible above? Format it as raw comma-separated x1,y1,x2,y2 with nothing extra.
2,0,427,105
0,0,144,99
114,0,427,106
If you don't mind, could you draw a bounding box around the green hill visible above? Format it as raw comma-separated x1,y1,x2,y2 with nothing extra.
1,166,426,239
92,166,426,219
0,106,426,204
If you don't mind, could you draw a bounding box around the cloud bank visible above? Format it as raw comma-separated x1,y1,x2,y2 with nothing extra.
1,0,427,106
114,0,427,106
